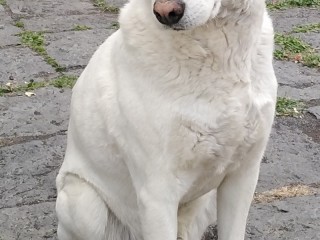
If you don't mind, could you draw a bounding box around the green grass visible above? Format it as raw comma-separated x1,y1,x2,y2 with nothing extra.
274,33,320,68
0,76,78,96
292,23,320,33
14,21,25,29
73,25,92,31
19,31,65,72
111,22,120,29
0,0,6,6
92,0,120,13
276,97,304,117
51,75,78,88
267,0,320,10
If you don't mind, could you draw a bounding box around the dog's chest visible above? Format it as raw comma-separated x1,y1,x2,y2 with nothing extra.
161,94,262,199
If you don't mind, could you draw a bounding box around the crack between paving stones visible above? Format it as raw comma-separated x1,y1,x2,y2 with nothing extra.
0,130,67,148
0,199,56,210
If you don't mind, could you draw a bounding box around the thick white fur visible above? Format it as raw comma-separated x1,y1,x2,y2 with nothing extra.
56,0,277,239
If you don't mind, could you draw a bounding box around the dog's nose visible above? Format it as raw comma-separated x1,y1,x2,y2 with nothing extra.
153,0,185,26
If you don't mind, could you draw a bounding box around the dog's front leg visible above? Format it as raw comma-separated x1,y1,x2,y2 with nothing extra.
137,176,179,240
217,155,261,240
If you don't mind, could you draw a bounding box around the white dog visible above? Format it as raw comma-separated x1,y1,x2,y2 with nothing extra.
56,0,277,239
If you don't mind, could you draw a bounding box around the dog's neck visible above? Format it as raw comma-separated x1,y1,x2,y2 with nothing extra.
119,0,265,82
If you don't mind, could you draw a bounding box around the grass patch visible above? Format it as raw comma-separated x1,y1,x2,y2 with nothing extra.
73,25,92,31
274,33,320,68
92,0,120,13
276,97,304,117
111,22,120,29
0,0,6,6
51,75,78,88
0,75,78,96
292,23,320,33
14,21,25,29
267,0,320,10
254,184,317,203
19,31,65,72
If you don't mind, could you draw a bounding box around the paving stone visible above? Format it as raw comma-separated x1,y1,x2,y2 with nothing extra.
0,87,71,137
0,11,21,47
247,195,320,240
308,106,320,119
278,84,320,101
23,13,118,32
294,32,320,50
0,135,65,210
6,0,100,17
0,47,55,83
0,202,57,240
106,0,128,8
274,60,320,87
45,29,115,68
257,119,320,192
270,8,320,33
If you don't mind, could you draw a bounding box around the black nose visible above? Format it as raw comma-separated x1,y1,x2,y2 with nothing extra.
153,0,185,26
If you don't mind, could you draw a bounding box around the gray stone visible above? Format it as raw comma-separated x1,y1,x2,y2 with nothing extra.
247,195,320,240
0,10,21,47
274,60,320,88
23,13,118,32
257,119,320,192
106,0,128,8
308,106,320,119
0,87,71,137
45,29,116,68
278,84,320,101
0,202,57,240
270,8,320,33
6,0,100,17
0,47,55,83
0,135,65,210
294,32,320,50
0,24,21,47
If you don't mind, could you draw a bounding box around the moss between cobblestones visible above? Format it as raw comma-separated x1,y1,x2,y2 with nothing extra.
14,21,25,29
73,25,92,31
276,97,304,117
51,75,78,88
111,22,120,29
19,31,66,72
0,76,78,96
0,0,6,6
274,33,320,68
292,23,320,33
92,0,120,13
267,0,320,10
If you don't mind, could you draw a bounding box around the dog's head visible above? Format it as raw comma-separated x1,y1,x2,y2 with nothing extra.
152,0,222,30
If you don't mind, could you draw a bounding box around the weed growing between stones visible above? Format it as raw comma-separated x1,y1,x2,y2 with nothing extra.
14,21,25,29
276,97,304,117
292,23,320,33
0,0,6,6
92,0,120,13
274,33,320,68
267,0,320,10
73,25,92,31
111,22,120,29
19,31,66,72
0,76,78,96
51,76,78,88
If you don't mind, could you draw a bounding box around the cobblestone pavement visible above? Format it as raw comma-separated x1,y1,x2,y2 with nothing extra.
0,1,319,239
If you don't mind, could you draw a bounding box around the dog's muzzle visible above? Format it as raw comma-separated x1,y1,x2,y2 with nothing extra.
153,0,185,27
